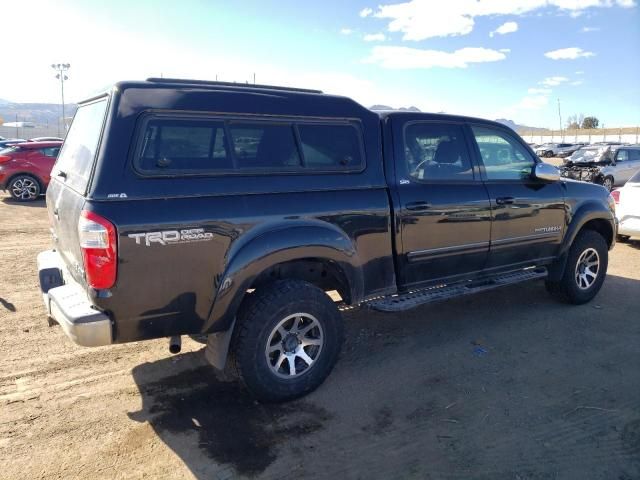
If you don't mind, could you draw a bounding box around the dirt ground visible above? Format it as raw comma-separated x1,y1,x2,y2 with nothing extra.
1,191,639,480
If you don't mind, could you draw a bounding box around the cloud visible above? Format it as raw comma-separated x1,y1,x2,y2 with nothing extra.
363,33,386,42
575,70,585,74
544,47,595,59
570,80,584,86
490,21,519,37
359,7,373,17
340,28,353,35
581,26,600,32
541,76,569,86
528,87,552,94
370,0,635,40
365,46,507,69
500,48,511,53
518,94,550,110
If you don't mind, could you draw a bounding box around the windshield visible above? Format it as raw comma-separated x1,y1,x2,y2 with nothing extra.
569,146,610,163
0,146,18,155
52,98,108,193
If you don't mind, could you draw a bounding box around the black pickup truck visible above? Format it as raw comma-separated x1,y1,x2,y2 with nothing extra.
37,79,617,401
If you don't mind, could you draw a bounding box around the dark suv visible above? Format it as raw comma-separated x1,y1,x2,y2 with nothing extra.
37,79,616,401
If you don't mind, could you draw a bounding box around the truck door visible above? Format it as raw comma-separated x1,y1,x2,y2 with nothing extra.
390,119,492,288
468,124,566,269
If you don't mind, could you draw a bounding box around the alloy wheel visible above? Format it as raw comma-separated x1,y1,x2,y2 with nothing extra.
10,178,38,200
574,247,600,290
265,313,324,379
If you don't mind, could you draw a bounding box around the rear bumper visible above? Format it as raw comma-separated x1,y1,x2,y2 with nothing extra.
618,216,640,237
37,250,112,347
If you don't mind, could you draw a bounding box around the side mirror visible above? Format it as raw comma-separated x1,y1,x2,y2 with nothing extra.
534,162,561,182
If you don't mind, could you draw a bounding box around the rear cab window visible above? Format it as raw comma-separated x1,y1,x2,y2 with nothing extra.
133,114,364,176
53,98,108,193
403,122,474,181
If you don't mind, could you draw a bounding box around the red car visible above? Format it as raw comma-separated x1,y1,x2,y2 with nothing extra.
0,141,63,201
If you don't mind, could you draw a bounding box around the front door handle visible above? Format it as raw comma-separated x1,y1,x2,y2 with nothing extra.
495,197,515,205
406,201,432,211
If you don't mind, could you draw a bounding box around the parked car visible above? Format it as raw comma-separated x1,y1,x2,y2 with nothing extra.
0,141,63,200
561,145,640,190
536,143,578,158
37,78,616,402
29,136,64,142
612,169,640,241
0,138,26,148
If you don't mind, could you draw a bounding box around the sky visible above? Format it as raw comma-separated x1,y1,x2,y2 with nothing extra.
1,0,639,128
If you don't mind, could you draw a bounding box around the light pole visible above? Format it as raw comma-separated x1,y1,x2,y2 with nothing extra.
557,98,563,141
51,63,70,136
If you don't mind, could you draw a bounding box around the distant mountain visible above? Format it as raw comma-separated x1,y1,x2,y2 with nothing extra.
370,104,421,112
0,101,77,126
495,118,545,133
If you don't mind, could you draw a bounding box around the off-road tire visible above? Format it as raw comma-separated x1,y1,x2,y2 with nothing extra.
231,279,343,402
545,229,608,304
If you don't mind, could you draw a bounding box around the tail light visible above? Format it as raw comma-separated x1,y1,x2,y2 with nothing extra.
78,211,117,289
0,155,11,163
610,189,620,204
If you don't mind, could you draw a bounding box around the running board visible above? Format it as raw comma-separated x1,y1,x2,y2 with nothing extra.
367,267,548,313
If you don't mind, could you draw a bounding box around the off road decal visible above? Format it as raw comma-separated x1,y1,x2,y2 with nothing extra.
128,228,214,246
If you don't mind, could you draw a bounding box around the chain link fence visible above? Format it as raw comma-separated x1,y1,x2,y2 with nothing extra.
0,125,64,140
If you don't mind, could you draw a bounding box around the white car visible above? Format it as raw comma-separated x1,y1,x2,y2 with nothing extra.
614,169,640,240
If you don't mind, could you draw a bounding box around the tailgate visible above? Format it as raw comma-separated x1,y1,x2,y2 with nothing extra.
46,180,87,285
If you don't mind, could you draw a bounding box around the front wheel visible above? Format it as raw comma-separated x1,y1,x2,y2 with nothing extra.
231,279,344,402
545,150,554,158
545,229,608,304
602,176,614,192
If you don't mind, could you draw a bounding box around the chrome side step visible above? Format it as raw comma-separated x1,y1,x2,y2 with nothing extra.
367,267,548,313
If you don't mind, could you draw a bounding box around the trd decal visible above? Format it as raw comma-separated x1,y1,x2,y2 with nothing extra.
128,228,214,246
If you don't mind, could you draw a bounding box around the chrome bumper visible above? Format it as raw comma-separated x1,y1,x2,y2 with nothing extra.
37,250,112,347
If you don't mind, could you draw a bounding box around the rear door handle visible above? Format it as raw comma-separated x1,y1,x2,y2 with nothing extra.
406,201,432,211
495,197,515,205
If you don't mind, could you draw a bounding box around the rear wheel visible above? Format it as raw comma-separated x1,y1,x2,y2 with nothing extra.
8,175,41,201
617,234,630,243
231,279,343,402
545,150,554,158
545,229,608,304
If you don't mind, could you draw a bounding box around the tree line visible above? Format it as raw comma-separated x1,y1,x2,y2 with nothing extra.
566,114,600,130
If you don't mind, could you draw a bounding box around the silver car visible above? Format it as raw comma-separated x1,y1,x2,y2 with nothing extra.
561,145,640,190
536,143,579,158
600,146,640,190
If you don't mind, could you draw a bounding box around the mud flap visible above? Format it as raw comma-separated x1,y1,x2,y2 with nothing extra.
204,320,235,371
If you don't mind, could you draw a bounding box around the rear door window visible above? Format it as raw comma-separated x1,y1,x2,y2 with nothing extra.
53,99,108,193
403,123,474,181
39,147,60,158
